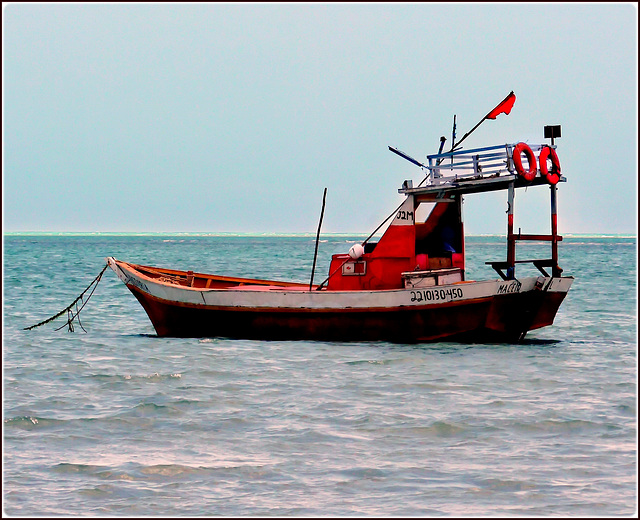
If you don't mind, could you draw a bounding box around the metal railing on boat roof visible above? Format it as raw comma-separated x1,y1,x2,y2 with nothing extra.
425,143,553,186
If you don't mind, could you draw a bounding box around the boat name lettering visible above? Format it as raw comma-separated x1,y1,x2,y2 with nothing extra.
410,287,463,303
126,275,149,293
497,280,522,294
396,210,414,222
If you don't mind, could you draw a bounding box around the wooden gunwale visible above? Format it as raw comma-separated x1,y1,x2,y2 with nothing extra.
123,261,314,290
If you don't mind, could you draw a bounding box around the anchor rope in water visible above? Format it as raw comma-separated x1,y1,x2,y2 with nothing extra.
24,262,109,332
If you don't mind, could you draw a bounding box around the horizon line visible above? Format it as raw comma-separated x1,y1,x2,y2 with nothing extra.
3,231,637,239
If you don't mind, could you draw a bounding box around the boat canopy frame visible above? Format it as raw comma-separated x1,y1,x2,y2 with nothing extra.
399,142,566,281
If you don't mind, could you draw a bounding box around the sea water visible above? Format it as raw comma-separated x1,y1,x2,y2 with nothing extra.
3,234,637,516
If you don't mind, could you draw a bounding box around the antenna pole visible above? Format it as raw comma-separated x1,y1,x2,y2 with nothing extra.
450,115,484,152
450,115,457,166
451,114,457,150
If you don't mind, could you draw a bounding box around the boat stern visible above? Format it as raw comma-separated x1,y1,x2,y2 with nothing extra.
483,276,574,341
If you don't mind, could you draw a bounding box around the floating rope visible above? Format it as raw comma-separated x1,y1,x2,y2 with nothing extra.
24,262,109,332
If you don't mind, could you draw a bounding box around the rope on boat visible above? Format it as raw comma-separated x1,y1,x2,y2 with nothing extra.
23,262,109,332
315,201,404,291
314,174,431,291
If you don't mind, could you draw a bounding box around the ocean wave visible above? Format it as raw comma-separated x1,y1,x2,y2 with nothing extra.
4,396,207,430
54,463,205,482
337,467,388,479
54,463,109,474
139,464,209,477
4,415,61,430
53,460,279,481
85,372,182,382
471,477,538,492
375,420,470,439
513,418,618,434
3,415,114,431
114,401,188,418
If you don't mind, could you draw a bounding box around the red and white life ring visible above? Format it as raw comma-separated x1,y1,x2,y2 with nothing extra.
539,146,561,185
513,142,537,182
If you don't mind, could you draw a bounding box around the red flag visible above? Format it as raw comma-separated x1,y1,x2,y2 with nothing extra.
486,91,516,119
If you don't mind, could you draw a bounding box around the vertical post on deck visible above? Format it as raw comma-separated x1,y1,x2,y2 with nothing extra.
506,181,516,280
547,129,562,278
458,194,466,281
550,184,561,277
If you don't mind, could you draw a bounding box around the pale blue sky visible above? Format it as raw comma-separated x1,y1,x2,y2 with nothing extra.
3,3,638,234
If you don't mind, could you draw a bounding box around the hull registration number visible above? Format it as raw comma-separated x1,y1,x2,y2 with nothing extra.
410,287,464,303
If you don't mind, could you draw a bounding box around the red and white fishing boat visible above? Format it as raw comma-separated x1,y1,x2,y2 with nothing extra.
108,97,573,342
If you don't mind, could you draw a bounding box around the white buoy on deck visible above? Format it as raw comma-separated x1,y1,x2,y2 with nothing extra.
348,243,365,259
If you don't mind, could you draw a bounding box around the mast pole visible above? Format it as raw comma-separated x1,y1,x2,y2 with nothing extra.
309,188,327,291
507,181,516,280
